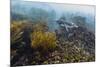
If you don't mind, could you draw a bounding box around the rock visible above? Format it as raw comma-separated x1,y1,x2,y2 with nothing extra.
43,61,48,64
54,56,61,60
54,61,60,64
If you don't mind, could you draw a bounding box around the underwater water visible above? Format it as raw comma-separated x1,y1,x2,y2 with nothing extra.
11,0,95,66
